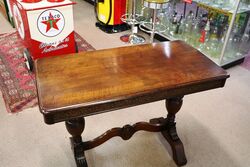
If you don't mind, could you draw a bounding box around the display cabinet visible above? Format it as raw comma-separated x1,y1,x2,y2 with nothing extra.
136,0,250,68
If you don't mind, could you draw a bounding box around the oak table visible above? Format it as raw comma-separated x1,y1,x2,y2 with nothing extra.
35,41,229,167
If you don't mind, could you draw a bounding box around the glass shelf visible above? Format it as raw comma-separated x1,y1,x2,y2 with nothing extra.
194,0,250,14
136,0,250,67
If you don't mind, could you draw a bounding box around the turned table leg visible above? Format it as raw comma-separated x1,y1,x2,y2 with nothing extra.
150,96,187,166
164,96,187,166
65,117,87,167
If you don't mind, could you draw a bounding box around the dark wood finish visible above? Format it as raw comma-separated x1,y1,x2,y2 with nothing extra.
81,121,168,151
162,97,186,165
65,118,88,167
35,41,229,167
35,41,229,124
151,96,187,166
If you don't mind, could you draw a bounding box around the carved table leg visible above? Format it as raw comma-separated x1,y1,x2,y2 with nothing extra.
65,117,87,167
150,96,187,166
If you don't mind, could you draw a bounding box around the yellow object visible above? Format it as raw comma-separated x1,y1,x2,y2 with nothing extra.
97,0,114,25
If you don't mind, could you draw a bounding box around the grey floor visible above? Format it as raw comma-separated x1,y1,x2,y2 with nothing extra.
0,1,250,167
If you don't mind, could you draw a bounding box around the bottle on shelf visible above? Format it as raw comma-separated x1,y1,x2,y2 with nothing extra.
217,14,228,39
158,9,166,25
162,4,173,35
169,11,178,36
190,19,202,48
177,14,186,37
199,13,209,29
198,20,210,54
183,10,194,43
174,14,184,37
207,25,219,57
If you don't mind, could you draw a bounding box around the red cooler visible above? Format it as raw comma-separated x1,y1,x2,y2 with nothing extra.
10,0,76,70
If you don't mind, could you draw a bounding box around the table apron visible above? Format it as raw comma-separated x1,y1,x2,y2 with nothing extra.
42,78,227,124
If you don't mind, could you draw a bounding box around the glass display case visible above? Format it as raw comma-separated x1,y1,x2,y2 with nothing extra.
136,0,250,67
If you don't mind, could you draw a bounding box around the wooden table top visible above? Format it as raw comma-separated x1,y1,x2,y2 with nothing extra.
35,41,229,124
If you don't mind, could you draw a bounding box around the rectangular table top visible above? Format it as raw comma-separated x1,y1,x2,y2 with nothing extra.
35,41,229,124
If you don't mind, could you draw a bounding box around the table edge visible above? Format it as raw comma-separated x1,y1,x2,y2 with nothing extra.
38,74,229,124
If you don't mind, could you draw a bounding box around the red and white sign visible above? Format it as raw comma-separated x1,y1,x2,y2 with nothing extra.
37,9,65,37
10,0,76,60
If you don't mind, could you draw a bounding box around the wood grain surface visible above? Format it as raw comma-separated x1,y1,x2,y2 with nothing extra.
35,41,229,124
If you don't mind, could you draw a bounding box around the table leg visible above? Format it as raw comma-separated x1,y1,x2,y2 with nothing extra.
150,96,187,166
65,117,88,167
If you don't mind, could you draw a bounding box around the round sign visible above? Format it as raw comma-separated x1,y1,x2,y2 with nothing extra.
13,4,25,39
37,9,65,37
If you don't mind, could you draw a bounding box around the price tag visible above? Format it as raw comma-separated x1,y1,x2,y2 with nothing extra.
183,0,192,4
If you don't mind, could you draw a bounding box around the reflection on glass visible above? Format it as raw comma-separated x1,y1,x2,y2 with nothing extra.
135,0,250,65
